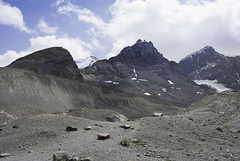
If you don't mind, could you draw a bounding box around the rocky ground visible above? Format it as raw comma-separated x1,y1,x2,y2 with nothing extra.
0,91,240,161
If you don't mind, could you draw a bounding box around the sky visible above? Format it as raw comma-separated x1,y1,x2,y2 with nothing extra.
0,0,240,67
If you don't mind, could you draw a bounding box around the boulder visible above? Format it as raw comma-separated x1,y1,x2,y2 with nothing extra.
12,125,19,129
66,126,77,132
153,113,163,117
79,157,93,161
216,127,223,132
97,133,110,140
69,156,79,161
84,126,92,130
53,151,69,161
120,124,131,129
0,153,11,158
105,114,128,122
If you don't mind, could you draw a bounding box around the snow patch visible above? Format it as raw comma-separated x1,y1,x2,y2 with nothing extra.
105,80,119,85
162,88,167,92
113,82,119,85
144,92,151,96
236,73,240,84
139,79,148,82
201,62,217,70
75,56,98,69
131,77,137,81
194,80,232,92
133,68,138,77
168,80,174,85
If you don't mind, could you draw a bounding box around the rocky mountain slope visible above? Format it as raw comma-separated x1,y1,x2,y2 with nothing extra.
179,46,240,90
0,67,176,120
82,40,212,107
7,47,83,82
0,40,214,122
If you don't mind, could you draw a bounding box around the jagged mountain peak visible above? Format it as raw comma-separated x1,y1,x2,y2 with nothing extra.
135,39,154,46
82,40,211,108
199,46,215,53
110,39,165,66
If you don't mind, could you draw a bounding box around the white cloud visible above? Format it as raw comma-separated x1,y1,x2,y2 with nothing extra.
37,19,59,34
0,1,31,33
101,0,240,61
0,35,93,67
52,0,65,7
52,0,238,61
2,0,240,67
57,2,106,31
55,0,240,61
28,35,92,60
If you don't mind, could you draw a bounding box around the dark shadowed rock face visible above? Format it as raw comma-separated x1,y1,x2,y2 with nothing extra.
111,39,166,66
82,40,212,107
179,46,240,90
7,47,83,81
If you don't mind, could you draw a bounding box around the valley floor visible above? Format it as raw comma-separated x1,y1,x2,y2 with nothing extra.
0,91,240,161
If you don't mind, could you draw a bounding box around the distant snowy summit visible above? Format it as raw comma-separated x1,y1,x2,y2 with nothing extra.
75,56,98,69
179,46,240,91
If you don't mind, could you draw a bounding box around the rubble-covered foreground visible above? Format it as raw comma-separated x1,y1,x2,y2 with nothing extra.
0,91,240,161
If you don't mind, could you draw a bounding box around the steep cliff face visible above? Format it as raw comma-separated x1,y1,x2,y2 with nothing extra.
179,46,240,90
82,40,211,107
7,47,83,82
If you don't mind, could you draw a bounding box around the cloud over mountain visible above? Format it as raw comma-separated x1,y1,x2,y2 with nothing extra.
52,0,240,61
1,0,240,67
0,35,93,67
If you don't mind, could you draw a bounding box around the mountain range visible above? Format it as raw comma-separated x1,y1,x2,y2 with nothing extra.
1,40,240,161
1,40,215,121
2,40,239,120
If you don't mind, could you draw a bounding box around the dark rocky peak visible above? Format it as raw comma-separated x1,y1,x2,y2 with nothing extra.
8,47,83,81
179,46,226,74
109,39,166,66
179,46,240,90
180,46,224,63
199,46,215,53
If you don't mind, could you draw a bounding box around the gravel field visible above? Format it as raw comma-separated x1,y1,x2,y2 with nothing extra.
0,91,240,161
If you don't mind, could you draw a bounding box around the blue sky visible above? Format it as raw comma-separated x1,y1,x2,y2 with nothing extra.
0,0,240,66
